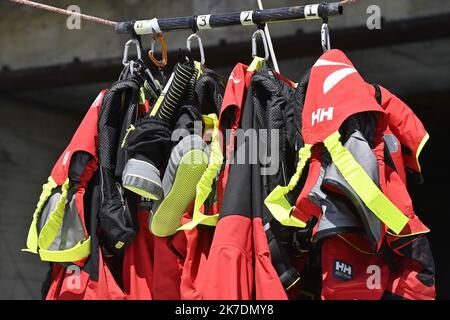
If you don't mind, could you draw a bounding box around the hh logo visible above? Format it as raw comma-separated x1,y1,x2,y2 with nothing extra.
312,107,334,126
334,260,353,281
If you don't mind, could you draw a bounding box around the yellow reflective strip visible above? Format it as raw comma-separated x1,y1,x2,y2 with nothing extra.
324,131,408,234
38,237,91,262
416,133,429,172
178,113,222,231
194,61,203,79
150,95,165,117
247,56,265,72
386,229,429,238
337,235,380,256
264,145,313,228
24,176,58,254
121,124,135,148
139,87,146,105
285,276,301,291
38,179,70,250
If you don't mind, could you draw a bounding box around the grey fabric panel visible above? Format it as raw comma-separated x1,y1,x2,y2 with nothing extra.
39,190,65,251
122,175,163,200
384,134,399,153
152,134,208,213
38,191,61,234
58,187,85,250
122,158,163,198
310,165,362,241
322,129,381,248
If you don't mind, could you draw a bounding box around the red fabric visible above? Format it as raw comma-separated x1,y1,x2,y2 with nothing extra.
202,215,253,300
302,50,382,145
293,144,323,224
179,213,214,300
384,128,407,183
374,85,429,173
151,235,183,300
122,210,154,300
217,63,254,209
253,217,287,300
386,252,435,300
321,234,390,300
46,250,126,300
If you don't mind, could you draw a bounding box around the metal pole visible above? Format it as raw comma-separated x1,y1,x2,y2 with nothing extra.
116,3,343,35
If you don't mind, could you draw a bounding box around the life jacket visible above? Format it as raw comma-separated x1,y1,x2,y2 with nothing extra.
197,63,287,300
279,50,435,300
97,77,144,255
24,90,105,264
122,62,196,201
265,49,411,252
45,143,127,300
247,65,305,294
369,84,435,300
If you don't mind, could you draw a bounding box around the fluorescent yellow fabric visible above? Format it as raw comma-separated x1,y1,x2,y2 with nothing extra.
264,145,313,228
150,95,165,117
323,131,408,234
416,133,429,172
39,237,91,262
38,179,71,250
23,176,58,254
248,56,265,72
178,113,222,230
139,87,146,105
121,124,135,148
194,61,203,79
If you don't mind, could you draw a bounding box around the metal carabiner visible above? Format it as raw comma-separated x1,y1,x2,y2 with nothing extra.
251,29,270,61
187,33,205,65
321,22,331,52
148,33,168,69
122,38,142,67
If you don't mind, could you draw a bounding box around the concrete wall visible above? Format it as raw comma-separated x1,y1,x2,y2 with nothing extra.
0,97,80,299
2,0,450,70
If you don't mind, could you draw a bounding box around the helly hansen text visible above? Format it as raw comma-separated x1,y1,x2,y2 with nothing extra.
312,107,334,126
334,260,353,280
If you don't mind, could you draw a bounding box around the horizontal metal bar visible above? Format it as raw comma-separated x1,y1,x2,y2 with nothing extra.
115,2,343,35
3,12,449,92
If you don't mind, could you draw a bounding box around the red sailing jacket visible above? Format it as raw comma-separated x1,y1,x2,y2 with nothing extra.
179,63,253,299
200,64,287,300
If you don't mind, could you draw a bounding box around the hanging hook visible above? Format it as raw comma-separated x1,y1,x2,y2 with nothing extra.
186,33,205,65
148,33,168,69
251,29,270,61
321,18,331,52
122,38,143,75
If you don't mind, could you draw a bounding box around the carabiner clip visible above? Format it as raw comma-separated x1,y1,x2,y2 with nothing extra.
251,29,270,61
321,20,331,52
148,33,168,69
122,38,142,66
187,33,205,65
